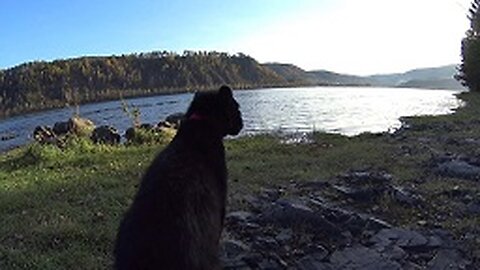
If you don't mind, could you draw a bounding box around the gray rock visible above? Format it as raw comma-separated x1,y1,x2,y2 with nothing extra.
390,186,422,207
124,127,136,141
297,253,333,270
429,229,457,249
124,124,158,142
304,248,329,261
33,125,56,143
253,236,279,249
221,239,250,259
67,116,95,136
221,255,252,270
53,121,72,135
242,194,265,211
364,216,393,231
260,199,339,233
426,235,444,249
91,125,121,144
220,240,252,270
330,246,402,270
340,171,393,185
333,185,385,202
139,123,154,130
370,228,429,250
258,259,282,270
165,112,185,129
242,253,264,267
436,160,480,180
299,181,330,190
373,244,407,260
0,133,16,141
427,249,470,270
226,211,255,225
466,201,480,215
260,188,283,201
275,229,293,243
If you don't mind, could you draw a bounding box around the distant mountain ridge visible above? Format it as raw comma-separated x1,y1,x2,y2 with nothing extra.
263,63,464,89
263,63,372,86
0,51,465,118
366,65,464,89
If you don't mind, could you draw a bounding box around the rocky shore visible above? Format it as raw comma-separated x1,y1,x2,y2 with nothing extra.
218,92,480,269
220,169,474,269
30,113,182,147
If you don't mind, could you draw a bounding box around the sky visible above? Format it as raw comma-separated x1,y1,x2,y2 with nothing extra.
0,0,473,75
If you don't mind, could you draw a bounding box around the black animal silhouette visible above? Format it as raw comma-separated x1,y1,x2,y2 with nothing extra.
114,85,243,270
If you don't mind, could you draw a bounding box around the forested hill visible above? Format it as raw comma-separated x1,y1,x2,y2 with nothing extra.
262,63,371,86
0,51,291,118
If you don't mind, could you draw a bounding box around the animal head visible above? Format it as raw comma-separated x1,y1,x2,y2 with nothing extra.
185,85,243,136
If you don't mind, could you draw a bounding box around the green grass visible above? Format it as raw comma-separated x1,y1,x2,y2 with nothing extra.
0,141,162,269
1,92,480,268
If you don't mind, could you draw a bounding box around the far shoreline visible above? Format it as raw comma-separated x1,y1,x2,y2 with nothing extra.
0,87,468,155
0,84,463,122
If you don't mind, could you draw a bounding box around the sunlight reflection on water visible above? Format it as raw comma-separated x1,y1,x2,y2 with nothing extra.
237,87,464,136
0,87,464,151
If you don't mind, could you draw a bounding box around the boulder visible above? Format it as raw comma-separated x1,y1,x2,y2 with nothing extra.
330,246,402,270
225,211,255,225
0,133,16,141
333,171,395,203
68,116,95,137
52,121,72,136
91,126,121,144
124,124,156,142
164,112,185,129
333,184,385,202
257,258,283,270
340,171,393,185
33,126,56,143
298,253,333,270
435,160,480,180
259,199,339,233
275,229,293,243
427,249,470,270
390,186,422,207
370,228,429,250
125,127,135,141
139,123,154,130
220,239,250,260
466,201,480,215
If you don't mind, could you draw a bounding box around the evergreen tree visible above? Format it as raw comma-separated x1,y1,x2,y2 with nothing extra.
459,0,480,91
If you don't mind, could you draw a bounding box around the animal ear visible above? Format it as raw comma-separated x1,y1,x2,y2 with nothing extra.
218,85,232,98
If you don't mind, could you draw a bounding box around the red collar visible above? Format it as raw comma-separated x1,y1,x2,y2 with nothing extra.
189,113,208,121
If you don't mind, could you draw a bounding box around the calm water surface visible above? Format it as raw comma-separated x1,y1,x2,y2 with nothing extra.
0,87,464,152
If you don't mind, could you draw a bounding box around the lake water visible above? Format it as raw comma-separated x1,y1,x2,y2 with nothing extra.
0,87,464,152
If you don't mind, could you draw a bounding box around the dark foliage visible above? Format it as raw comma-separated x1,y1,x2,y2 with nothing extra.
458,0,480,91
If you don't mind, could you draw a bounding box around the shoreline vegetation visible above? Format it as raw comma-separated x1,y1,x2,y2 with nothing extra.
0,91,479,268
0,51,463,119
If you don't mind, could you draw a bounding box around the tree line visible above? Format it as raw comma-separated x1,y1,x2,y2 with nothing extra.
0,51,294,118
459,0,480,91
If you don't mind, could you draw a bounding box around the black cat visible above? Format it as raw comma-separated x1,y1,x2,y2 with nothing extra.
114,86,243,270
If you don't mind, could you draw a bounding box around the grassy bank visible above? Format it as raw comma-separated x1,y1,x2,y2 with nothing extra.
1,92,479,269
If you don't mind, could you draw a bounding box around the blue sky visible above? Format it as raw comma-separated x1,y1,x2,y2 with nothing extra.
0,0,472,75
